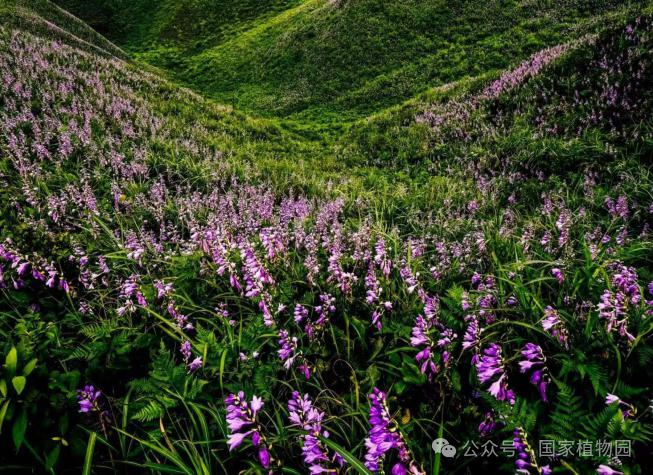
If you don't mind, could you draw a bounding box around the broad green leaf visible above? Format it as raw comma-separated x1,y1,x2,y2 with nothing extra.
0,379,7,398
22,358,37,376
12,376,26,395
12,409,27,450
45,445,61,471
5,347,17,373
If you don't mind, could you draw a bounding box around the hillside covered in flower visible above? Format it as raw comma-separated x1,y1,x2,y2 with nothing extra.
1,0,653,474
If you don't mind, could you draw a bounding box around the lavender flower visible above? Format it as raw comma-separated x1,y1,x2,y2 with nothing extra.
179,340,202,372
596,465,623,475
187,357,203,372
410,297,456,379
513,427,551,475
462,314,480,356
224,392,271,468
278,329,310,379
605,393,635,419
541,306,569,348
77,385,102,413
287,391,344,473
278,329,298,368
478,412,498,437
476,344,515,404
518,343,549,402
551,268,564,284
180,340,192,362
364,388,424,474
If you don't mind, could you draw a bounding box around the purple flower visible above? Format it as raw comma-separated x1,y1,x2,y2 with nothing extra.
258,446,270,469
287,391,344,473
154,280,173,300
604,393,635,419
278,329,298,368
294,304,309,324
278,329,310,379
518,343,549,402
180,340,192,362
478,412,498,437
410,298,456,379
513,428,549,475
596,465,623,475
187,357,203,372
551,268,564,284
225,392,271,468
364,388,424,474
179,340,201,372
541,306,569,348
476,344,515,404
462,314,480,353
597,290,634,342
77,385,101,413
605,195,629,220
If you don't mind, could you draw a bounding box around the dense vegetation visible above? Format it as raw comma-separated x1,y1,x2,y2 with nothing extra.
1,0,653,474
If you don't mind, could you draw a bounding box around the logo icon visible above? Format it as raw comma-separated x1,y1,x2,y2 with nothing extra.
432,438,457,458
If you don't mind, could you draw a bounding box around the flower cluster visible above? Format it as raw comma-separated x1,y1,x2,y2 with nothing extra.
180,340,202,373
476,344,515,404
224,392,271,469
513,427,551,474
541,306,569,348
364,388,424,474
518,343,549,402
597,264,641,342
77,385,102,414
287,391,344,473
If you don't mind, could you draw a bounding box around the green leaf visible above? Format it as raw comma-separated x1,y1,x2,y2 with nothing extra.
83,432,97,475
0,379,7,397
0,399,10,434
12,376,26,395
45,445,61,471
5,347,17,373
22,358,37,376
318,436,372,475
434,419,444,475
12,409,27,450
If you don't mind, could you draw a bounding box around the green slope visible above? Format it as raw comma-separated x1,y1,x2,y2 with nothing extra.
2,0,127,58
53,0,640,125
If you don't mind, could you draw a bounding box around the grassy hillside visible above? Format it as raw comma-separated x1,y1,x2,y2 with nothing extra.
2,1,653,474
55,0,641,124
2,0,127,58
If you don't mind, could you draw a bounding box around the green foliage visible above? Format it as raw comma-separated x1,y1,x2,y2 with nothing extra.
54,0,643,124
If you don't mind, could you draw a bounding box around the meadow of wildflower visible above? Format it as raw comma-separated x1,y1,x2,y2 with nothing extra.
1,0,653,474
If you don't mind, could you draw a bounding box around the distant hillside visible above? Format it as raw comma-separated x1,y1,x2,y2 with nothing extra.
1,0,127,58
54,0,641,123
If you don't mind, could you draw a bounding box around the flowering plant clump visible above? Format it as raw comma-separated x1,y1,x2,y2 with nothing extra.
365,388,425,475
287,391,345,473
1,3,653,475
225,392,272,468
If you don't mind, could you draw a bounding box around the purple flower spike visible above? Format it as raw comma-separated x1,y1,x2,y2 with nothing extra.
77,385,102,413
476,344,515,404
513,428,549,475
518,343,550,402
364,388,424,474
287,391,344,472
224,391,271,468
542,306,569,348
